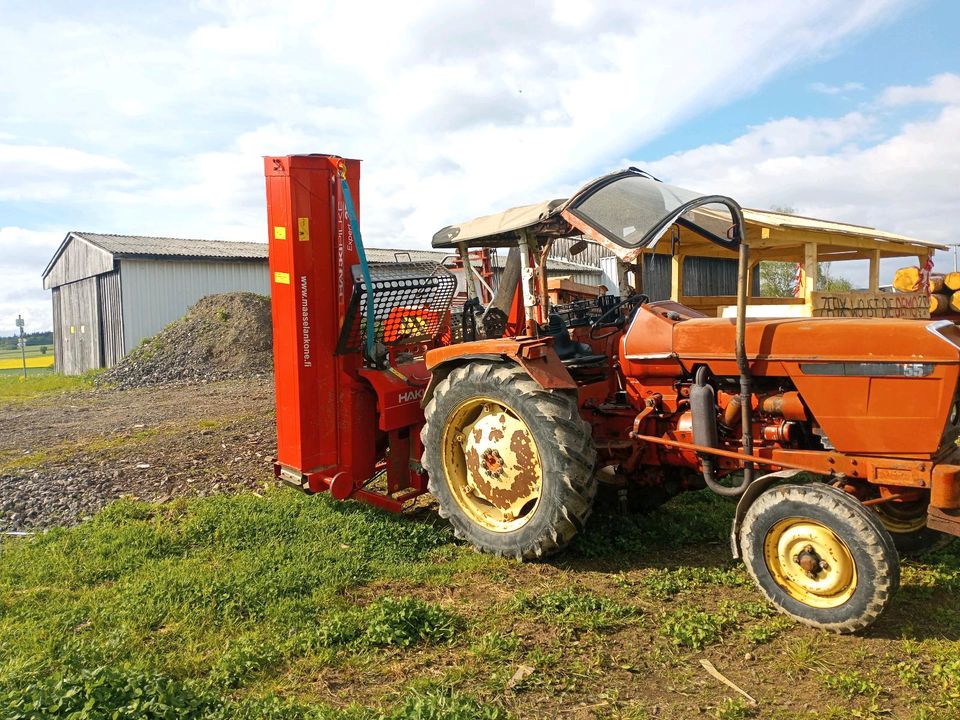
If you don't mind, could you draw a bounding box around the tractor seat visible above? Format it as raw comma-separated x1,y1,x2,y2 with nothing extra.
544,313,607,366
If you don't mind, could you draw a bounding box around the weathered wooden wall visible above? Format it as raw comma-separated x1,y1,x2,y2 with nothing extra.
97,271,125,367
53,277,101,375
43,236,114,289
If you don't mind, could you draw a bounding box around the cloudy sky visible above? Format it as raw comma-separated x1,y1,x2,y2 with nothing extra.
1,0,958,335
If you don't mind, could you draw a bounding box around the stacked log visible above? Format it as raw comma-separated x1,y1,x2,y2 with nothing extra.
893,266,922,292
930,293,950,315
893,266,960,316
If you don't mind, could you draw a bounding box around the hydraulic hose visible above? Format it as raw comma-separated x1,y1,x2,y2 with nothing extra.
339,175,376,362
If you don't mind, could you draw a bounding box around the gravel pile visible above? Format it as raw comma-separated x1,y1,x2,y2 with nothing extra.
98,292,273,389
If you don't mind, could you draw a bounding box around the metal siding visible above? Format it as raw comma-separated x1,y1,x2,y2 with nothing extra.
43,235,114,289
56,277,101,374
97,271,125,367
549,237,615,267
119,258,270,350
491,267,601,293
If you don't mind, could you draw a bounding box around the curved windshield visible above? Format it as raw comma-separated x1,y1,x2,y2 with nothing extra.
566,171,739,250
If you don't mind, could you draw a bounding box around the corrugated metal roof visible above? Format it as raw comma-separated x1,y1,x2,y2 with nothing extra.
44,234,603,284
75,232,269,259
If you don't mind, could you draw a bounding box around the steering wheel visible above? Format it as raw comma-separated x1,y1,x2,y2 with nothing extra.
589,294,648,340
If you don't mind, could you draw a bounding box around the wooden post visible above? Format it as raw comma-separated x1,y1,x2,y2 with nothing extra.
671,253,683,302
869,249,881,292
457,242,477,301
803,243,818,307
747,259,758,298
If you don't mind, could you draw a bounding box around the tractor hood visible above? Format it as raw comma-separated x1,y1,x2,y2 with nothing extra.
432,168,742,263
671,316,960,364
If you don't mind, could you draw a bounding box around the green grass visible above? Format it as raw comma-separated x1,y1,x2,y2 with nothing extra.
0,490,503,718
1,485,959,718
0,370,98,402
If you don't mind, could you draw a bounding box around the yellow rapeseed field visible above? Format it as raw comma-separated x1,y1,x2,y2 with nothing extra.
0,355,54,370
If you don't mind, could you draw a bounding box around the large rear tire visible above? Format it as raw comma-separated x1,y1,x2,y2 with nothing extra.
421,361,597,560
871,497,944,556
740,483,899,633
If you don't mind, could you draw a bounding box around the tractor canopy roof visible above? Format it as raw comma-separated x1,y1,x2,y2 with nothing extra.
431,168,743,262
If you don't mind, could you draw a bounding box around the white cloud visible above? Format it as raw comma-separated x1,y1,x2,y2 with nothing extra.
0,228,63,336
0,0,911,332
881,72,960,106
810,81,865,95
0,143,138,202
636,74,960,286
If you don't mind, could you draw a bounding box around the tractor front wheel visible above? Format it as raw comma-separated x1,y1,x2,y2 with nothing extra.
421,361,597,560
740,483,899,633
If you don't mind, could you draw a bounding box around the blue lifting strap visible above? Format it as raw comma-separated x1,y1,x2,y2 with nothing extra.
339,176,376,360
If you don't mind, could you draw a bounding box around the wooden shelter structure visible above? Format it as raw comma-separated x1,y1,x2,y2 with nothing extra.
621,208,947,319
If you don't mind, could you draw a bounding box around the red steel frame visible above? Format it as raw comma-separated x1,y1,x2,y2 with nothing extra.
265,154,428,511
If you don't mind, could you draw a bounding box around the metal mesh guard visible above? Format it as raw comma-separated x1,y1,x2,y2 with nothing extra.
337,262,457,354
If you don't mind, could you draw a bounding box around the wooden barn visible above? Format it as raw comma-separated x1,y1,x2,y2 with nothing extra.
41,233,270,374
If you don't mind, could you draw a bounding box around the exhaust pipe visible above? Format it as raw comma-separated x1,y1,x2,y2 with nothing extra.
735,231,755,495
692,366,751,497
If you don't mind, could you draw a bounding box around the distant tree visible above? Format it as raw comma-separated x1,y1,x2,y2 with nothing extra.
759,262,796,297
817,262,854,293
759,206,854,295
40,345,48,355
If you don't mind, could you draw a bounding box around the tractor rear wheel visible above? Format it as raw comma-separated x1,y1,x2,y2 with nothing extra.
421,361,597,560
871,497,943,556
739,483,899,633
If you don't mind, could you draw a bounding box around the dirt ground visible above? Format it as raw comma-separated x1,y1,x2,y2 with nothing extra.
0,379,276,531
3,379,959,719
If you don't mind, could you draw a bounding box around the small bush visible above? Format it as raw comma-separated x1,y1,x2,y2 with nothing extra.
639,566,749,600
470,631,521,661
211,636,282,688
317,597,462,650
714,697,756,720
0,666,215,719
822,671,882,699
384,687,511,720
659,608,734,649
511,588,639,631
365,597,462,647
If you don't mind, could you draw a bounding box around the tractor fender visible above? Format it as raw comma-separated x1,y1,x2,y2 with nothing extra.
421,354,504,407
422,342,577,407
729,469,808,559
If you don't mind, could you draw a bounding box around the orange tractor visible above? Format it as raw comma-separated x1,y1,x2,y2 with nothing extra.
265,154,960,633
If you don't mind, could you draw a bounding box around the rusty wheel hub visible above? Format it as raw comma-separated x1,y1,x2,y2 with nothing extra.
442,398,543,532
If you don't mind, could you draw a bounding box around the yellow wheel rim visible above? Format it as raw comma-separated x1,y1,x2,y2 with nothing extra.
440,396,542,532
763,517,858,609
